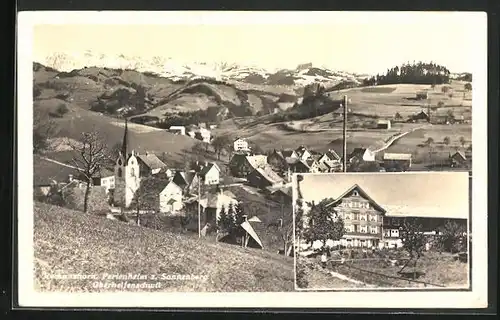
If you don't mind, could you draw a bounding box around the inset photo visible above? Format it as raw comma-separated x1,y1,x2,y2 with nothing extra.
293,172,471,291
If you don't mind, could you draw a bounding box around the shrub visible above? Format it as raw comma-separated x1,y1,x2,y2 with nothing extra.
56,103,69,116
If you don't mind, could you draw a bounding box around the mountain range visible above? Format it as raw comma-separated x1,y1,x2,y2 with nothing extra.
40,51,368,87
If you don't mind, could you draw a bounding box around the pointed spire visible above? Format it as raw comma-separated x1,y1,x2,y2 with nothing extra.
121,118,129,158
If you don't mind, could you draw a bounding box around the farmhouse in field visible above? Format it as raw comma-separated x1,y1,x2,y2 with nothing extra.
233,138,250,152
172,170,200,194
218,219,264,249
449,151,469,168
187,126,212,143
409,110,430,123
349,148,376,163
383,153,412,171
376,119,392,130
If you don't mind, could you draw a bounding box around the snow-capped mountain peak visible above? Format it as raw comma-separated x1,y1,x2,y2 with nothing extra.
39,51,364,86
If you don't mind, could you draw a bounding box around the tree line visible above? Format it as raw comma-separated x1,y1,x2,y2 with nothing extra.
363,61,451,86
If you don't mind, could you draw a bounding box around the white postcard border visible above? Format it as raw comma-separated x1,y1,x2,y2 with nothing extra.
17,11,488,309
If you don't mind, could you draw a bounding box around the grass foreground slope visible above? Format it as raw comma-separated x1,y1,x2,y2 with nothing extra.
34,202,294,292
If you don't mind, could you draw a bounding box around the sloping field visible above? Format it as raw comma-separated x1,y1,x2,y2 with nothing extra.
327,82,472,119
34,202,294,292
50,106,196,163
384,124,472,164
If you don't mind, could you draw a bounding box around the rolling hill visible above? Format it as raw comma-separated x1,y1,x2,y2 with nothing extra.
34,202,294,292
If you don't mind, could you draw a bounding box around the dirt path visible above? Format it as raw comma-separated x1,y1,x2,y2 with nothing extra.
369,124,430,153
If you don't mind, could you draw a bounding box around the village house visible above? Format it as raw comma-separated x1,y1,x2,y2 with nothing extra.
229,154,268,177
325,184,386,248
318,149,341,165
233,138,250,152
169,126,186,135
449,151,470,168
90,166,116,194
247,165,284,189
187,126,212,143
349,148,376,163
172,170,200,195
295,146,312,161
298,173,469,251
198,162,221,185
136,152,166,176
409,110,430,123
196,189,239,226
376,119,392,130
383,153,412,171
159,180,184,214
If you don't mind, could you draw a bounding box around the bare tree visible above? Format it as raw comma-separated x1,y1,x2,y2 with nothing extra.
212,135,231,160
459,136,466,148
129,176,167,226
69,130,109,213
398,218,428,277
443,136,451,146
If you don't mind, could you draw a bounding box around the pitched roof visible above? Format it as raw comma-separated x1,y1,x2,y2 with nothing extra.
199,190,238,209
281,150,296,158
305,159,317,167
323,149,341,161
450,151,467,160
136,153,166,170
326,184,387,214
248,216,262,223
252,166,284,185
241,221,264,248
350,148,368,158
245,155,268,170
295,146,309,156
199,163,220,177
383,153,412,161
297,172,469,220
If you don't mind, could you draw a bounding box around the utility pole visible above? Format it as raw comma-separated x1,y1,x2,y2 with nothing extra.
342,95,348,172
198,174,201,238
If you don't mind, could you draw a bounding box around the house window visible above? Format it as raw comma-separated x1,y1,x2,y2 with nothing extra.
360,214,367,221
369,214,377,222
344,213,351,220
352,190,359,196
130,168,136,177
352,211,359,220
117,168,122,178
360,226,367,233
384,229,391,237
345,224,353,233
370,226,378,234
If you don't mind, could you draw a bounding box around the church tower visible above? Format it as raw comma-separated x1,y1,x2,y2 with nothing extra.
114,119,141,208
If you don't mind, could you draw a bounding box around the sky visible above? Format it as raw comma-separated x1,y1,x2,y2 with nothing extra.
30,11,484,74
294,172,470,219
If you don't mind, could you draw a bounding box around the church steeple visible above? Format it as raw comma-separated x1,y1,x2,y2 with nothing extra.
121,118,129,158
